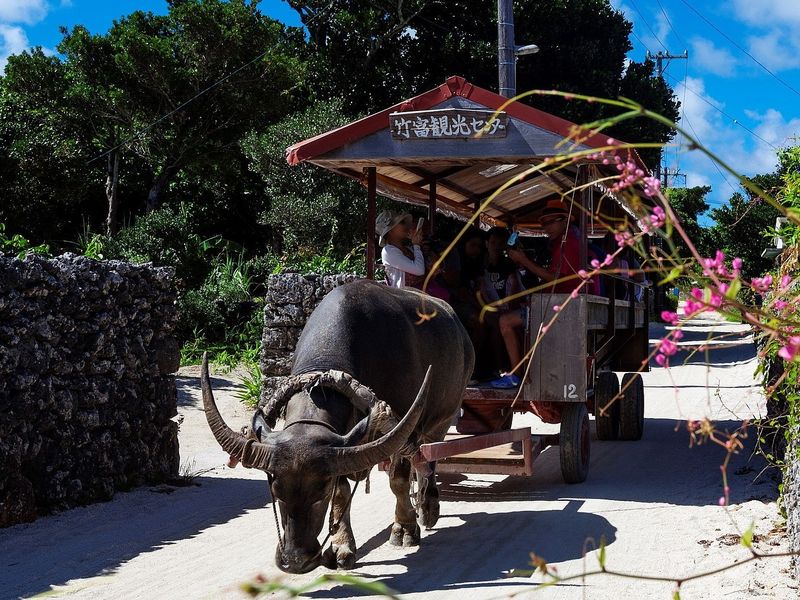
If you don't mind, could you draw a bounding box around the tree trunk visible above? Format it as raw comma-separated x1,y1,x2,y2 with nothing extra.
105,150,120,235
146,166,174,213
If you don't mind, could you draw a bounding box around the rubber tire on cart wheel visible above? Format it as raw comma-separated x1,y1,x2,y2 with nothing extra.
560,403,590,484
619,372,645,441
594,371,620,440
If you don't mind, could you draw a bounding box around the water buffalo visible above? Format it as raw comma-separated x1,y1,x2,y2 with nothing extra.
202,279,474,573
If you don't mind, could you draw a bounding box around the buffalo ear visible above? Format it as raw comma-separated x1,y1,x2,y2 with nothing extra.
341,401,399,446
251,409,271,442
341,413,371,446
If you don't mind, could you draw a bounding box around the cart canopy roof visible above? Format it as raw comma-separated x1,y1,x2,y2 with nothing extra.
287,76,653,231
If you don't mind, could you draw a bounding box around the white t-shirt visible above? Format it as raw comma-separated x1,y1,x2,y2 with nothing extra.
381,243,425,288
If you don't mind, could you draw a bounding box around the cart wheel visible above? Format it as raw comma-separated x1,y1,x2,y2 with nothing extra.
560,403,590,484
594,371,620,441
619,373,645,441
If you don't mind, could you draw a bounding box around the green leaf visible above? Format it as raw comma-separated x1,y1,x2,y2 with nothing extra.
741,522,754,549
725,278,742,300
598,535,607,569
659,266,684,286
673,590,681,600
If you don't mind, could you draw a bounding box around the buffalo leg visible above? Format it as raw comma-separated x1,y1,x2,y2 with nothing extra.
321,478,357,569
416,461,440,530
388,456,420,547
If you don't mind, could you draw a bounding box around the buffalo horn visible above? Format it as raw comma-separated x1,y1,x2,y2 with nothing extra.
201,353,273,469
327,366,432,476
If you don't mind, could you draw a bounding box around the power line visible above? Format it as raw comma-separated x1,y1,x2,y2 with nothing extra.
675,56,689,173
662,70,778,151
654,0,687,49
677,0,800,100
629,0,668,52
86,47,273,166
680,110,740,198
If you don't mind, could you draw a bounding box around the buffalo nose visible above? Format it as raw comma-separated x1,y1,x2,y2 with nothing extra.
277,546,321,574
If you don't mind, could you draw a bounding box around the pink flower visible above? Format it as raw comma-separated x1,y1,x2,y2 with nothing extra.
658,338,678,356
751,274,773,293
661,311,680,325
775,299,789,310
718,496,727,507
655,354,667,366
591,258,601,268
732,257,743,272
781,275,792,290
553,305,561,312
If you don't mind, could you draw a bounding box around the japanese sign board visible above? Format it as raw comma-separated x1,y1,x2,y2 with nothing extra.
390,108,508,140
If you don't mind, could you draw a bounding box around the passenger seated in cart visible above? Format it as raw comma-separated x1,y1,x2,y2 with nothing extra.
448,228,494,378
376,210,425,289
420,235,460,302
490,200,587,389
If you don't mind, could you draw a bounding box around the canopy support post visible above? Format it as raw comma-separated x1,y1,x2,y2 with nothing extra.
428,178,437,235
367,167,377,280
578,165,589,276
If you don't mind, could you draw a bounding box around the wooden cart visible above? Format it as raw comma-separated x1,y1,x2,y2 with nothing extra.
287,76,654,483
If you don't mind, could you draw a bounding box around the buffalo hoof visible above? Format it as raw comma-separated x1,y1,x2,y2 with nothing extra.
390,522,420,547
417,487,440,530
321,544,356,570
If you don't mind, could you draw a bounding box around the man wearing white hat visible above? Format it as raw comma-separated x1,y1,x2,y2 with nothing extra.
376,210,425,288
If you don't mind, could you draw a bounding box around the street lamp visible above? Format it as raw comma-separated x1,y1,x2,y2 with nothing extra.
515,44,540,57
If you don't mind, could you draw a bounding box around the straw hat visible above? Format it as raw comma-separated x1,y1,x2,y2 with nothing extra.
376,210,412,247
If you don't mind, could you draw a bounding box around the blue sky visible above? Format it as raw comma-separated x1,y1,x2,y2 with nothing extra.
1,0,798,221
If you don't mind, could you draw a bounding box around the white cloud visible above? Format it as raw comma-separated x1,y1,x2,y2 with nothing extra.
690,37,738,77
0,23,30,70
746,29,800,71
731,0,800,27
684,170,712,189
663,74,797,209
675,76,719,141
729,0,800,72
0,0,54,71
0,0,48,25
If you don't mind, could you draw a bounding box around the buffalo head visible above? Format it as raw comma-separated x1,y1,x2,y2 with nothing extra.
201,355,430,573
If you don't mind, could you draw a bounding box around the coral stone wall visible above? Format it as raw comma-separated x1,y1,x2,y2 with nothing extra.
0,254,180,527
260,273,360,405
786,433,800,583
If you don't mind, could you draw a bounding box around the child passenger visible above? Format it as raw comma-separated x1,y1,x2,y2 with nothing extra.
376,210,425,288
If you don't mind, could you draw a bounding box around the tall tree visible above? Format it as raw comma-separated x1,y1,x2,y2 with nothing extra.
289,0,679,172
708,172,783,280
58,0,305,214
665,185,711,258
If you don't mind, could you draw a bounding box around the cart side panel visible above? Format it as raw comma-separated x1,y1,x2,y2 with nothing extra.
524,293,588,404
611,326,651,372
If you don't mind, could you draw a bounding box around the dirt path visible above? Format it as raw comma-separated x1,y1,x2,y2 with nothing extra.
0,313,795,599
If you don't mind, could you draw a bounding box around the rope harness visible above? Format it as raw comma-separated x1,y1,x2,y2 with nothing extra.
257,371,385,564
268,472,363,562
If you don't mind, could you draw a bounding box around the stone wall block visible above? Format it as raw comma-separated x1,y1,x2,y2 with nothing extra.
0,253,180,527
259,273,361,407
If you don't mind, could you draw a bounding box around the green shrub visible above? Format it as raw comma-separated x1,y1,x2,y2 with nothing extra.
0,223,51,258
104,202,225,287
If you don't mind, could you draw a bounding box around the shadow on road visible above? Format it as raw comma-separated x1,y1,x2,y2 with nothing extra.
0,476,267,599
437,418,775,507
308,503,614,598
176,374,239,406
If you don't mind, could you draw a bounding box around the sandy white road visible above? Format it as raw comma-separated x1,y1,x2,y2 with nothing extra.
0,312,795,600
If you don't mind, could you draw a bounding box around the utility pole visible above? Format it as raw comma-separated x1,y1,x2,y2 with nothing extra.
498,0,515,98
497,0,538,98
647,50,688,185
661,168,686,188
